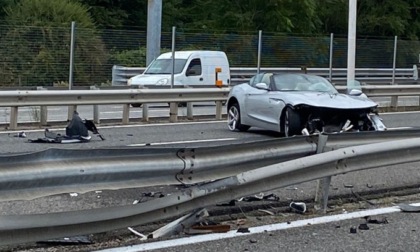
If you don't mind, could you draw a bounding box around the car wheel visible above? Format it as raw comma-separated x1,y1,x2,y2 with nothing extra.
131,103,142,108
228,103,250,132
283,107,301,137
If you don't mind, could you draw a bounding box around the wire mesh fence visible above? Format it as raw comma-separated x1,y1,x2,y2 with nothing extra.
0,24,419,87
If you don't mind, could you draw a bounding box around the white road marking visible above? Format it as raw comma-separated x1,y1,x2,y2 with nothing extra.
127,138,236,146
96,202,420,252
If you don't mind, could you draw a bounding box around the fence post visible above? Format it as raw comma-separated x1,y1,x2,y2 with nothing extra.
329,33,334,82
67,21,76,121
257,30,262,74
390,36,398,108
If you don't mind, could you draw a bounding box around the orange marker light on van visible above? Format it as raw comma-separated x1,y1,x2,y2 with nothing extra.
215,67,222,87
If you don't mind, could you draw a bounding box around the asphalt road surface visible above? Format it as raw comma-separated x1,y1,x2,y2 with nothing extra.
1,111,420,251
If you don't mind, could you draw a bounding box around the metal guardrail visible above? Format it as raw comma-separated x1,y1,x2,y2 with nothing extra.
112,65,419,86
2,130,420,245
0,88,230,129
1,84,420,130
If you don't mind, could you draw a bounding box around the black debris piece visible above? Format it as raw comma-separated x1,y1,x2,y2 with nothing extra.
37,235,93,245
358,223,370,230
237,227,250,233
350,226,357,233
365,216,389,224
289,202,306,214
216,200,236,206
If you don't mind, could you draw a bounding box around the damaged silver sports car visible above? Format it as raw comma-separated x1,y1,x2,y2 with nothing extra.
227,73,386,136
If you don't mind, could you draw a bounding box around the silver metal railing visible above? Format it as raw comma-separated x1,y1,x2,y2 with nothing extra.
112,65,419,86
2,130,420,245
1,84,420,130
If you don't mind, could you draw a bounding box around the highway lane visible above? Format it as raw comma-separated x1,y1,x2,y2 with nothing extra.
1,111,420,251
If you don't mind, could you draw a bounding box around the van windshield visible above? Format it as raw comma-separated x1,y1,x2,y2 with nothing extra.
144,59,187,74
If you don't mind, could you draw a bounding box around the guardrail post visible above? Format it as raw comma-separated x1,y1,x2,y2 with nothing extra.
9,106,18,130
37,87,48,126
314,134,331,213
169,102,178,122
215,101,223,120
90,86,100,124
187,102,193,120
68,105,77,121
142,104,149,122
122,104,130,124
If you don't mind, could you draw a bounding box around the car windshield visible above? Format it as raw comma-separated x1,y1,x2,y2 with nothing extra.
144,59,187,74
273,74,338,93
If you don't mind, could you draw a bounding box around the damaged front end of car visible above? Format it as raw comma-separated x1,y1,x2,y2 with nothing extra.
295,105,386,135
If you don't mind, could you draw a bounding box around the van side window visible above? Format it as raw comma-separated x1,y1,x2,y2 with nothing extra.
186,58,202,76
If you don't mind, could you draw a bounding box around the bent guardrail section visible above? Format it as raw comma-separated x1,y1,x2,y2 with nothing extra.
1,132,420,245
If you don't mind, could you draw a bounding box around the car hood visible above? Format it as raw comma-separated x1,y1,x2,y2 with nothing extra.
129,75,170,85
279,91,377,109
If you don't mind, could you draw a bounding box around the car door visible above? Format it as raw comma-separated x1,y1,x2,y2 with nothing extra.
244,73,279,129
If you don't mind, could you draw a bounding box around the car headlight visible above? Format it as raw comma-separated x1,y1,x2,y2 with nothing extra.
127,78,132,86
156,78,169,85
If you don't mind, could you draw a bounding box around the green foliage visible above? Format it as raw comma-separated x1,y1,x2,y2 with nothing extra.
109,47,147,67
0,0,108,86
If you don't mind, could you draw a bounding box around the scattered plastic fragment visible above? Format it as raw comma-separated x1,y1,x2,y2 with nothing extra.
290,202,306,214
350,226,357,233
258,209,275,216
14,131,26,138
344,184,354,188
128,227,147,240
398,203,420,212
69,193,78,197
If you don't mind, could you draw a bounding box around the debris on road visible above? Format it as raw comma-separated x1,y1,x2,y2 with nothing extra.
146,208,209,239
350,226,357,233
358,223,370,230
364,216,389,224
289,202,306,214
398,203,420,212
37,235,93,245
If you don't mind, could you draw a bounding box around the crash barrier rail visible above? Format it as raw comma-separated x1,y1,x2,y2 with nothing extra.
2,84,420,130
112,65,419,86
2,130,420,245
0,88,230,130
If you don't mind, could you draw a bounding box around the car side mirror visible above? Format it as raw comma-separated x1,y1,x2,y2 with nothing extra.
255,83,269,90
348,89,363,96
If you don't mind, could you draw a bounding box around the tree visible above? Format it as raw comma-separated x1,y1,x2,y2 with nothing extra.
0,0,108,86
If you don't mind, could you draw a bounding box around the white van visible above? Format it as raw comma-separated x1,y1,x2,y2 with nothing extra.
127,50,230,87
